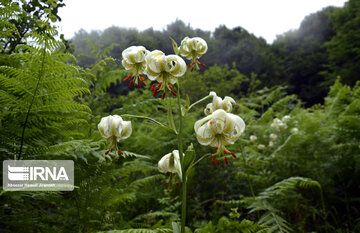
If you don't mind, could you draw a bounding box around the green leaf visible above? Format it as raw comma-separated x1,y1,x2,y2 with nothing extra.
183,144,195,173
169,37,179,55
182,94,191,115
172,222,181,233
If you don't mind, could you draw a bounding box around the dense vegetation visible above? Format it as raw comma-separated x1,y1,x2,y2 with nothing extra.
0,0,359,232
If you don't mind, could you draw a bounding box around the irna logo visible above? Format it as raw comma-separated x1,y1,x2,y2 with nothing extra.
8,165,69,181
3,160,74,191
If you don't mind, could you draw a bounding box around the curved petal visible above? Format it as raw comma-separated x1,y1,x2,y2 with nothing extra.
166,55,186,77
212,95,223,111
204,103,213,115
118,120,132,140
194,115,215,145
172,150,182,180
98,116,112,139
209,109,227,134
222,96,235,112
194,115,212,132
111,115,123,139
158,152,171,173
196,123,216,146
122,59,136,71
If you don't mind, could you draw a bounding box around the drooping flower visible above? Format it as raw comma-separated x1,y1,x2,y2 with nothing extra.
204,92,236,115
158,150,182,180
268,141,275,148
291,127,299,134
250,135,257,143
121,46,149,88
257,144,265,150
282,115,291,122
98,115,132,156
269,133,278,141
194,109,245,164
179,37,208,71
270,118,287,131
145,50,186,98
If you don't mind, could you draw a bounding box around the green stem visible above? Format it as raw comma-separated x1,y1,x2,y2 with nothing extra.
176,82,186,233
188,153,212,171
239,143,255,197
121,114,176,134
185,94,213,115
18,34,48,160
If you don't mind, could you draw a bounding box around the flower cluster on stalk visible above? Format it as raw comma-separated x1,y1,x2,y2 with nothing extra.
194,92,246,166
249,115,299,153
121,37,208,98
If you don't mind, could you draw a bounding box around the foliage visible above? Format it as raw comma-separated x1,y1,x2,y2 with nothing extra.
0,22,90,160
0,0,66,54
1,1,360,233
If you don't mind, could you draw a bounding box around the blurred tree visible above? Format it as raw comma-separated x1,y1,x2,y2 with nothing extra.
0,0,65,54
326,0,360,86
272,6,338,106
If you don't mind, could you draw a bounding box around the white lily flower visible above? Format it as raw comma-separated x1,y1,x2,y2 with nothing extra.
270,118,282,129
268,141,275,148
250,135,257,143
291,127,299,134
258,144,265,150
179,37,208,71
145,50,186,98
98,115,132,156
122,46,149,88
194,109,245,160
269,133,278,141
179,37,208,60
282,115,291,122
158,150,182,180
204,92,236,115
271,118,287,131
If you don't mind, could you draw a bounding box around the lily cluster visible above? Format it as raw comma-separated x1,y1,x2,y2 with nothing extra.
121,37,207,98
250,115,299,152
194,92,246,165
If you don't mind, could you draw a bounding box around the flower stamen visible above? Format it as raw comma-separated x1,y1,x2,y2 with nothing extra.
153,88,158,97
231,152,237,158
151,83,156,91
123,74,133,82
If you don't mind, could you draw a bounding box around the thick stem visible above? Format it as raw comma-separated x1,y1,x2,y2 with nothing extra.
176,82,187,233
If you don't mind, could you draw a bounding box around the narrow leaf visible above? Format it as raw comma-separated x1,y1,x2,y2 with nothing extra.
169,37,179,55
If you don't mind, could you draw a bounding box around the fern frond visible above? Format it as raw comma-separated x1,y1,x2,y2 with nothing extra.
99,229,172,233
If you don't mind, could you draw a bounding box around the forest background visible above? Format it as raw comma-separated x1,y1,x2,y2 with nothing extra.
0,0,359,232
